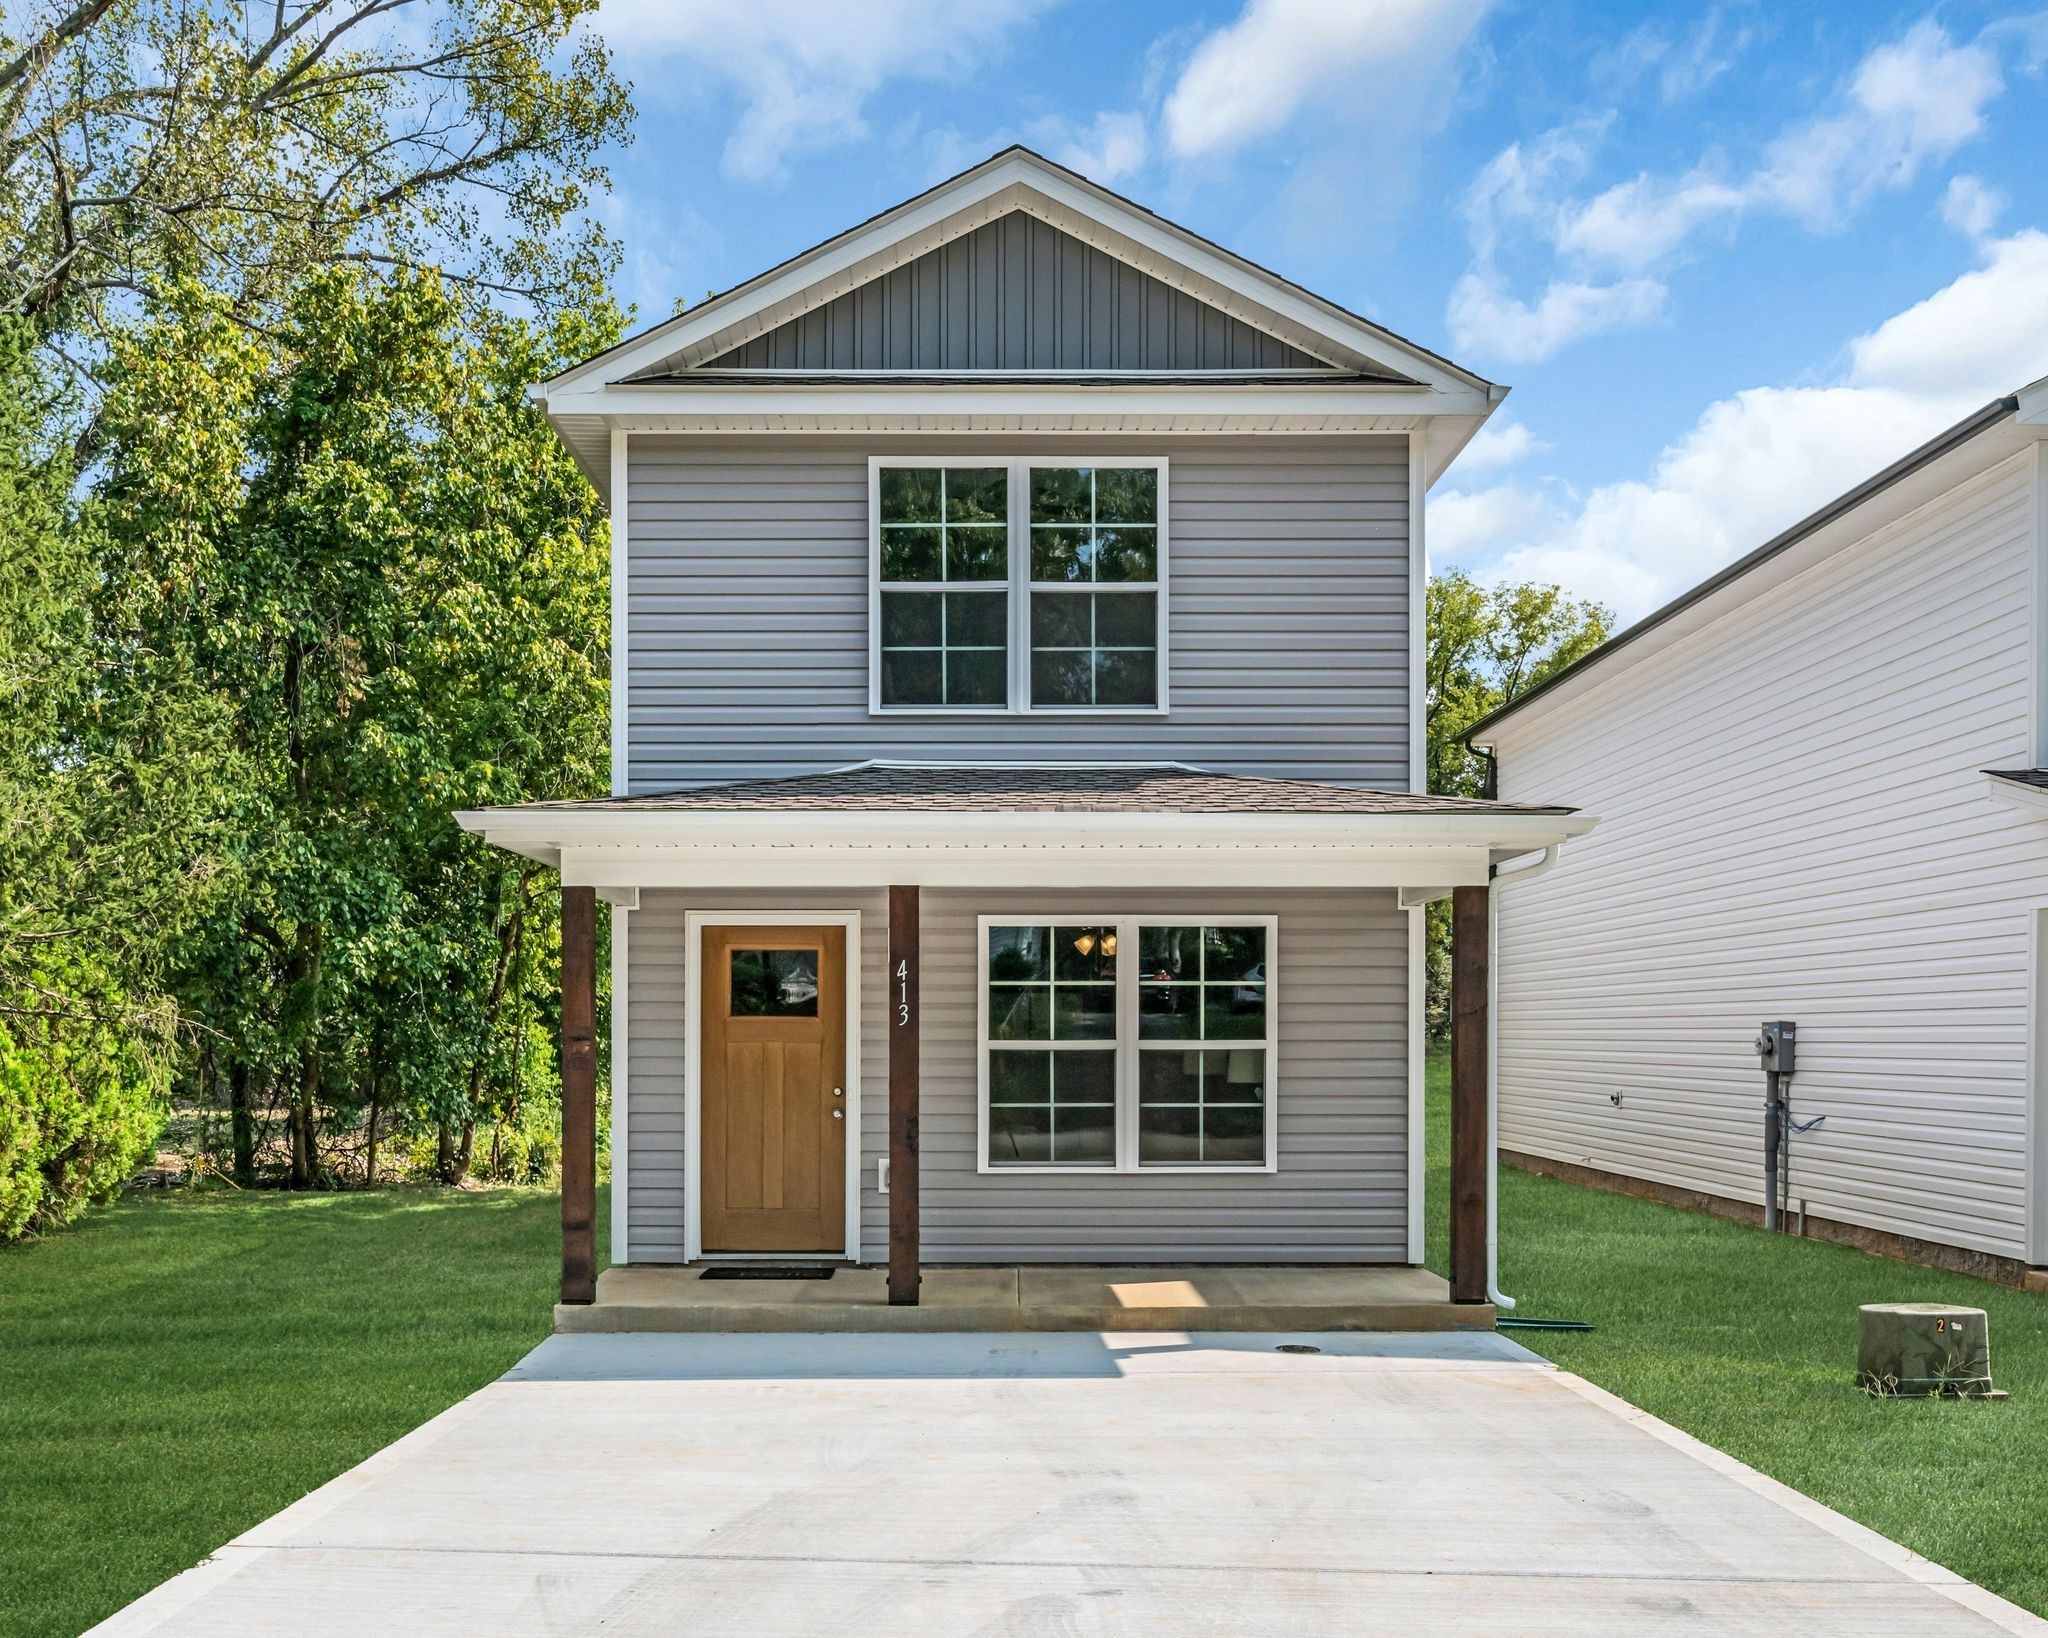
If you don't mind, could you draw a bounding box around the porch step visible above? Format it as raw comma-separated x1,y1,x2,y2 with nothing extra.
555,1264,1493,1335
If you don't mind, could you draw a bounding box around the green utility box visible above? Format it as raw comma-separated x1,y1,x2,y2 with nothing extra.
1857,1303,1994,1397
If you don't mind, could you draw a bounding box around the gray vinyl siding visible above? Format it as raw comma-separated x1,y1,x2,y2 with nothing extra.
624,888,1409,1265
624,434,1412,787
702,213,1327,372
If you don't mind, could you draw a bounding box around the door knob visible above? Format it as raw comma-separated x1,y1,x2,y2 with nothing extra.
832,1087,843,1098
831,1109,844,1120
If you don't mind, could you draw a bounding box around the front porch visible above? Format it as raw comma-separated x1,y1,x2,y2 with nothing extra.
458,763,1593,1330
556,1263,1485,1334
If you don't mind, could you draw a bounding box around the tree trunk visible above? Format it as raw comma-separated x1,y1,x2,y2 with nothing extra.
229,1061,257,1185
365,1077,382,1187
289,1044,319,1189
436,1119,476,1186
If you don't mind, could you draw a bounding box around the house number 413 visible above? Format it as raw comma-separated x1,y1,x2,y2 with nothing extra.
896,958,911,1027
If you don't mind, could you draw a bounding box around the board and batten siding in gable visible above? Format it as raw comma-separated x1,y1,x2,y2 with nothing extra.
699,212,1329,373
1490,450,2047,1263
623,887,1409,1264
623,434,1412,787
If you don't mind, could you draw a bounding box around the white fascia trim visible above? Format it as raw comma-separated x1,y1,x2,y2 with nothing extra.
542,154,1492,397
541,383,1491,424
455,807,1595,852
1986,774,2048,817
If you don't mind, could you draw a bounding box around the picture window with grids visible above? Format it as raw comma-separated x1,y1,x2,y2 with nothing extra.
979,916,1274,1172
869,459,1165,713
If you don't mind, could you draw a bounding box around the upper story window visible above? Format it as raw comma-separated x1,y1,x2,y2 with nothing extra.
870,458,1167,714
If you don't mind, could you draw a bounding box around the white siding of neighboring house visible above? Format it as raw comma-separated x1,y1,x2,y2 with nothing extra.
1490,449,2048,1265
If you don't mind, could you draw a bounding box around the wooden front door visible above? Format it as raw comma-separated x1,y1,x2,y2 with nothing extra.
700,924,847,1253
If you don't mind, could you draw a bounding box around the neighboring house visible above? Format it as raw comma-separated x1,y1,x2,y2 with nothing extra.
1469,382,2048,1288
459,148,1590,1308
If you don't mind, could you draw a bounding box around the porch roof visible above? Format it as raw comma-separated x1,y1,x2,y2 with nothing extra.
456,762,1592,891
492,761,1575,818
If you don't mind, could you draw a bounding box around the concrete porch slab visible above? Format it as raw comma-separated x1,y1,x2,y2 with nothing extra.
555,1263,1491,1334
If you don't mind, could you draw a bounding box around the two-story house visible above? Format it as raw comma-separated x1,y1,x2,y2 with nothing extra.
460,148,1591,1320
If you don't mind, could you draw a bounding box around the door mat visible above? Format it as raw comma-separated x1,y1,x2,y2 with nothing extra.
698,1266,837,1281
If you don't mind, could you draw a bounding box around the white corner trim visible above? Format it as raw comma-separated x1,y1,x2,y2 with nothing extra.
609,901,629,1265
1986,773,2048,817
1406,902,1426,1265
609,427,629,797
1409,427,1428,796
681,909,864,1262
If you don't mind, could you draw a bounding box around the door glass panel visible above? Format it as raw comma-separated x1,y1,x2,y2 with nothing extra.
729,949,820,1017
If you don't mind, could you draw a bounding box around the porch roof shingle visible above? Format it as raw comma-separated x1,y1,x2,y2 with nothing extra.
519,762,1575,817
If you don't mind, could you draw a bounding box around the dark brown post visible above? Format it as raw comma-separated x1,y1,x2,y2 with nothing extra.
888,884,921,1305
1449,883,1490,1305
560,885,598,1305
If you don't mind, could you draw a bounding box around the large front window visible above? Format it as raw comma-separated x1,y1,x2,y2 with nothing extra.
870,458,1166,713
980,916,1275,1172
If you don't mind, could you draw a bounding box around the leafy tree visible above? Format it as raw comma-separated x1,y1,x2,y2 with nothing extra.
0,312,219,1237
96,268,613,1188
1,0,631,446
1423,568,1612,1033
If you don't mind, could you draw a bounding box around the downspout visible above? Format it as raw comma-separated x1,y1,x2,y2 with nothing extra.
1486,842,1560,1312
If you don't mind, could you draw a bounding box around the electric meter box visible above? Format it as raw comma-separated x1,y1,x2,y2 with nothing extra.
1756,1020,1797,1075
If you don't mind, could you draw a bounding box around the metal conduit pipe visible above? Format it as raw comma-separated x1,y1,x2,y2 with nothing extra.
1486,844,1560,1312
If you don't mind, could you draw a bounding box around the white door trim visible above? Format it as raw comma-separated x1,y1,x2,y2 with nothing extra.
683,909,863,1262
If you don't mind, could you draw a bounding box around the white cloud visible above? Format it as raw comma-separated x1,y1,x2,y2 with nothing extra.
1451,416,1546,475
1596,6,1755,104
1940,174,2006,242
594,0,1052,183
1754,20,2001,227
1030,110,1149,182
1446,269,1665,364
1160,0,1494,160
1438,229,2048,619
1452,20,2011,362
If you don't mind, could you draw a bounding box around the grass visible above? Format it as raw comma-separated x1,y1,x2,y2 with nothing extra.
0,1184,604,1638
1423,1054,2048,1617
6,1081,2045,1633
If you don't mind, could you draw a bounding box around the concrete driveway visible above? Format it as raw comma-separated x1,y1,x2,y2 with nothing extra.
94,1332,2041,1636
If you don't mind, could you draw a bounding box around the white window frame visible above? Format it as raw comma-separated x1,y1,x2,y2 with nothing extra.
868,456,1170,717
975,912,1278,1175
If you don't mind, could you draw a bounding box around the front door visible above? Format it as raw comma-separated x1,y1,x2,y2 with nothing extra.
700,924,847,1253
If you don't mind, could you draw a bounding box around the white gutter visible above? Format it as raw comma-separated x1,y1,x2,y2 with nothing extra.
1486,843,1560,1311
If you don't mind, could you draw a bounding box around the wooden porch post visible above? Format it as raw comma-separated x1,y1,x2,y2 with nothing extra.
888,885,921,1305
560,884,597,1305
1449,883,1490,1305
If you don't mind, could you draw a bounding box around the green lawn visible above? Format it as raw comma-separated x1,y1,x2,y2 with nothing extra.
6,1088,2045,1636
0,1185,601,1638
1424,1056,2047,1618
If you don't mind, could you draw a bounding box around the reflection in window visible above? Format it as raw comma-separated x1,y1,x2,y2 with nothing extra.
985,924,1119,1166
729,949,820,1017
1028,467,1159,709
877,466,1009,707
1138,926,1269,1165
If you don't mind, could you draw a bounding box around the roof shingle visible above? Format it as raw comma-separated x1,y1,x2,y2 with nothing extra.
519,763,1574,817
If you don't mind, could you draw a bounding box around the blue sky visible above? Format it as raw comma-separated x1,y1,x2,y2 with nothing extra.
586,0,2048,622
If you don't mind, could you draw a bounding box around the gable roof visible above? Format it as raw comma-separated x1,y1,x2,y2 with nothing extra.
625,210,1382,380
549,147,1487,396
1465,382,2048,745
533,148,1504,494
